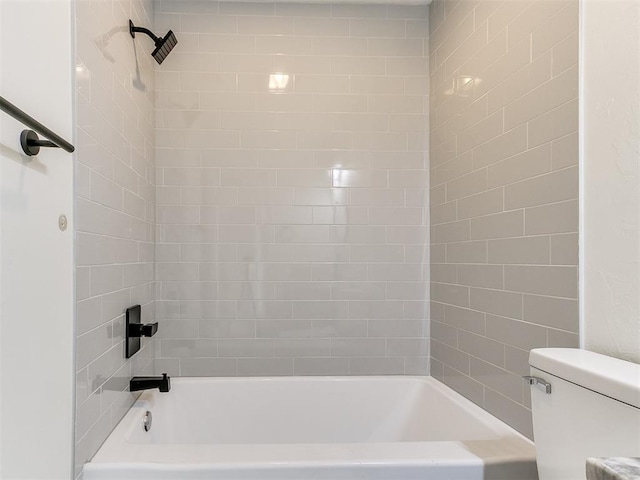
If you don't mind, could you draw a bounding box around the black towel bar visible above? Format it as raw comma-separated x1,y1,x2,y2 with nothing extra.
0,95,75,156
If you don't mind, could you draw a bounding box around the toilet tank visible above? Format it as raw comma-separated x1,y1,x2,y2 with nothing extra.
529,348,640,480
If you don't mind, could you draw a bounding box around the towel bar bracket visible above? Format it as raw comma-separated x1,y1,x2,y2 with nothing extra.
20,129,58,156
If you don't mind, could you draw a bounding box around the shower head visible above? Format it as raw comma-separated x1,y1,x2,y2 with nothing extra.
129,20,178,65
151,30,178,65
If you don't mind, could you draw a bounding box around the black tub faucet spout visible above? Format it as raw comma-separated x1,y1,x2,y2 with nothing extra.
130,373,171,393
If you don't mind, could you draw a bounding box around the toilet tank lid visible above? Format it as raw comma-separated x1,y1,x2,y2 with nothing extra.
530,348,640,409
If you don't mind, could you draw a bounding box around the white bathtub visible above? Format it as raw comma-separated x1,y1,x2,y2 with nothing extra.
84,377,537,480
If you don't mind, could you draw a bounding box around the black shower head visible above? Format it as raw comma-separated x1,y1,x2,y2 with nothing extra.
129,20,178,65
151,30,178,65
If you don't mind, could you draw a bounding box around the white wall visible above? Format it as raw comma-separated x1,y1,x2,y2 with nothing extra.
582,0,640,363
0,0,75,478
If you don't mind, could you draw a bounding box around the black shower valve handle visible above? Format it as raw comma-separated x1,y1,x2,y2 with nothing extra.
128,322,158,338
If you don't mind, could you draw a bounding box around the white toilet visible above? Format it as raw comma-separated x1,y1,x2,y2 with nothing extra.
528,348,640,479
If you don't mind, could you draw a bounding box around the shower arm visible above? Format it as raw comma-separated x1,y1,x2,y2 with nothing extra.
129,20,161,45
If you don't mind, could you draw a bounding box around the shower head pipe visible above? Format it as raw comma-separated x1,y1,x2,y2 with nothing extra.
129,21,160,42
129,20,178,65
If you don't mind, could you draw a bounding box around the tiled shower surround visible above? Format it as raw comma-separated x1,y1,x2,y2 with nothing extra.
153,1,431,376
74,0,156,474
429,0,579,437
71,0,585,474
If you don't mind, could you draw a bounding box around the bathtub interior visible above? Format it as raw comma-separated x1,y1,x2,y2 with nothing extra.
86,377,537,480
124,377,511,445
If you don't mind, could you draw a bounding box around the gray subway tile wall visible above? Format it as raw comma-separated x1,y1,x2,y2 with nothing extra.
154,1,430,376
74,0,156,475
429,0,579,438
72,0,582,474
